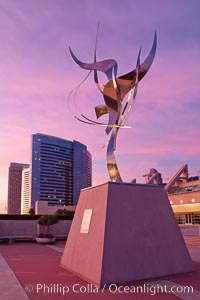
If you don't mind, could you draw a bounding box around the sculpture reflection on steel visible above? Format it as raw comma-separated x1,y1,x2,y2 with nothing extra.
69,28,157,182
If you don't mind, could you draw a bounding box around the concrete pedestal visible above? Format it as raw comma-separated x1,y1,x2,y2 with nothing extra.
60,182,194,287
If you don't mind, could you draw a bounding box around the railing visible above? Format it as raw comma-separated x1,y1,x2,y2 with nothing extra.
176,213,200,224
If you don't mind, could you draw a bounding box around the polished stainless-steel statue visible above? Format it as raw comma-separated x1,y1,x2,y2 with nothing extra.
69,27,157,182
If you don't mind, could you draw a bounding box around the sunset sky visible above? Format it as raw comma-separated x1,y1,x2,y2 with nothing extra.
0,0,200,213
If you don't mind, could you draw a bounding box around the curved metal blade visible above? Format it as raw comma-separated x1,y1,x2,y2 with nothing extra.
118,31,157,81
69,47,118,80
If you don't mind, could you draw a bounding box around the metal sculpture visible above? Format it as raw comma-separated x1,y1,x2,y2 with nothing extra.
69,28,157,182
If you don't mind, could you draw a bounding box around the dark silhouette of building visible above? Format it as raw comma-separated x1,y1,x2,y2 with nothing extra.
7,162,29,214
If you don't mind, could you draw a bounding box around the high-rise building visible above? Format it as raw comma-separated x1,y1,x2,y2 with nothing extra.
21,167,30,214
7,162,29,214
31,133,92,208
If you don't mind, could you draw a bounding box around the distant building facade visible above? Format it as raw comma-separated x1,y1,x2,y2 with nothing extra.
31,133,92,208
7,162,29,214
35,200,76,215
165,164,200,224
21,167,31,214
143,164,200,224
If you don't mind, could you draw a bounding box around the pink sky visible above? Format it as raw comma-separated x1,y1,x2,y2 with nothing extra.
0,0,200,213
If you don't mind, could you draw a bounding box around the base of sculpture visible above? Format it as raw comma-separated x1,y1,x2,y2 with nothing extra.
60,182,195,287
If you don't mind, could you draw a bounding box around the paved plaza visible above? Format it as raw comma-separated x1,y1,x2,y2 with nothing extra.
1,237,200,299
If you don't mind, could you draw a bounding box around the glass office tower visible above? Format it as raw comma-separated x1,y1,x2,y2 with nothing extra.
31,133,92,208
